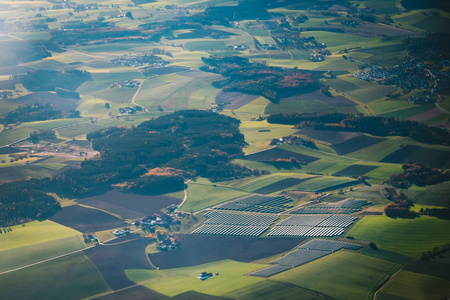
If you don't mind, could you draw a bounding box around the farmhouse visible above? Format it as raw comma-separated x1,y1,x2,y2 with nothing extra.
200,272,213,280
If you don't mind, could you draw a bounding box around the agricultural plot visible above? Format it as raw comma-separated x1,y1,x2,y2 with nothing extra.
296,129,363,145
333,164,378,177
77,190,181,219
346,215,450,258
244,148,318,164
291,198,369,214
331,135,386,155
251,238,363,277
49,205,125,232
84,235,153,291
0,220,81,252
0,252,110,300
148,234,305,269
215,91,259,110
377,270,450,300
192,225,269,237
143,66,190,76
215,194,293,214
94,286,162,300
272,251,398,300
294,176,360,193
0,166,23,183
13,91,79,111
380,145,420,164
253,177,310,194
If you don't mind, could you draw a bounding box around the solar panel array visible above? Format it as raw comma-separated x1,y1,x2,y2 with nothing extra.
250,238,362,277
249,266,291,277
291,198,369,214
215,195,292,214
203,211,279,226
192,224,268,237
298,239,362,252
271,249,329,267
268,214,356,237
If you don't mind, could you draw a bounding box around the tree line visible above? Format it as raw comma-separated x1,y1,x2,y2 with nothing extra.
267,112,450,145
1,103,80,126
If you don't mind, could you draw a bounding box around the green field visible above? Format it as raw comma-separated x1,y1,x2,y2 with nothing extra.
184,41,228,51
0,220,81,252
406,181,450,206
294,176,359,192
346,215,450,258
179,178,250,213
226,280,330,300
377,270,450,300
0,235,85,273
138,259,265,297
0,253,109,300
272,251,398,300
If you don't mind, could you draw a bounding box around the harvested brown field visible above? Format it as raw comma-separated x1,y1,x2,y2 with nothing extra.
92,285,162,300
49,205,125,232
14,92,78,111
148,234,305,269
407,107,444,122
253,177,311,194
245,148,318,164
85,235,153,290
0,166,23,183
296,129,363,145
215,91,259,110
380,145,420,164
331,135,386,155
333,165,378,177
77,190,182,219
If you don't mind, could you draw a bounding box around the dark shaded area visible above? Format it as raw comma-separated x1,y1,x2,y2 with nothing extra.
131,0,156,4
333,165,378,177
85,235,153,290
172,291,232,300
401,0,450,11
62,160,82,167
68,139,91,147
0,166,23,183
50,205,125,232
0,80,16,89
0,147,23,155
14,92,79,111
93,286,163,300
380,145,420,164
331,135,386,155
77,190,182,219
149,234,305,269
315,180,360,193
253,177,310,194
215,91,259,110
0,66,32,75
245,148,318,163
295,129,362,145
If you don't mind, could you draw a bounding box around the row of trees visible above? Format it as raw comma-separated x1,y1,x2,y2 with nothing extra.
267,112,450,145
387,163,450,189
1,103,80,126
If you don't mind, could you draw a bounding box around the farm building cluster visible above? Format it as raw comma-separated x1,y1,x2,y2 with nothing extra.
109,80,140,88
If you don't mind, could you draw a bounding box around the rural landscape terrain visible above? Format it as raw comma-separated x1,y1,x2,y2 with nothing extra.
0,0,449,299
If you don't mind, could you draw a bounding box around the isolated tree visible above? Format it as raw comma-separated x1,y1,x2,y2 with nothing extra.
125,12,134,19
